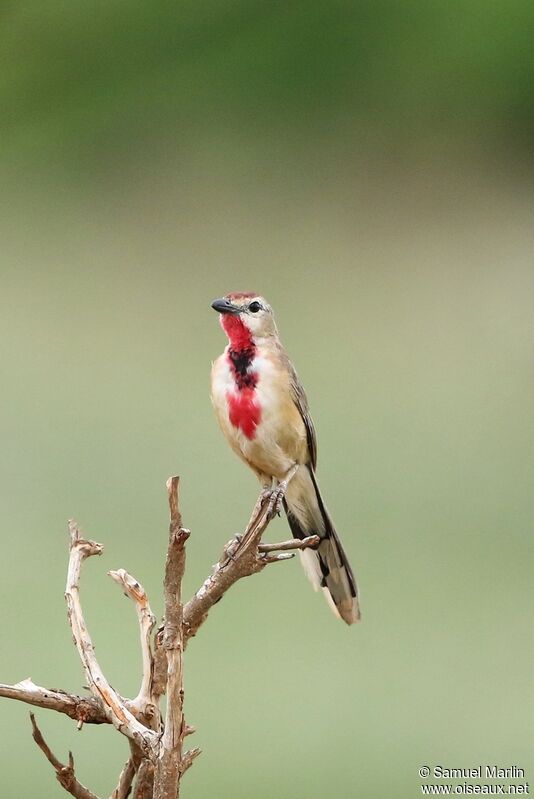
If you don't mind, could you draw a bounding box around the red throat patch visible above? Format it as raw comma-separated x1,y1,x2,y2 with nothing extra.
220,304,261,439
221,314,253,350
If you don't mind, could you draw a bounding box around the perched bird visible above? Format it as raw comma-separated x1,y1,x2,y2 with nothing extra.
210,292,360,624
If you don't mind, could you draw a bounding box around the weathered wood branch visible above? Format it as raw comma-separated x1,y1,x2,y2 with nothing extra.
132,759,155,799
30,713,101,799
108,569,157,722
109,755,138,799
182,494,319,643
1,476,314,798
0,679,107,725
179,747,201,775
65,522,159,760
258,535,320,553
153,476,190,799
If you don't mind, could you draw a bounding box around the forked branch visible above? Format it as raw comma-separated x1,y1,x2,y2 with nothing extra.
30,713,100,799
65,522,158,759
1,477,317,798
108,569,157,722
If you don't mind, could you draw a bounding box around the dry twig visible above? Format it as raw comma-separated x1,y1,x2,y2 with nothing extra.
109,755,138,799
0,679,107,725
108,569,157,722
30,713,100,799
65,522,158,759
182,493,320,642
179,747,201,775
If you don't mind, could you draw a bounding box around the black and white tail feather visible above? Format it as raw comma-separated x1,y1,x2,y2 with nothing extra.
283,464,360,624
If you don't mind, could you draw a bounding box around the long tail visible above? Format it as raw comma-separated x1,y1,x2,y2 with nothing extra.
282,464,360,624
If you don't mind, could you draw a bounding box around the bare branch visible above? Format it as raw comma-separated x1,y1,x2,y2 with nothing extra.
151,625,167,706
2,478,314,797
30,713,101,799
109,757,137,799
183,491,298,642
108,569,157,720
180,747,201,775
261,551,295,563
0,678,107,725
65,521,158,759
258,535,320,552
132,760,154,799
153,476,193,799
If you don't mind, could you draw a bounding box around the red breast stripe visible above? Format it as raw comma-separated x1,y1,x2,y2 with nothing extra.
227,388,261,439
222,314,261,439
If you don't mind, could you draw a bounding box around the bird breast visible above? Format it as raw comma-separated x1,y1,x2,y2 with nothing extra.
211,348,308,477
211,351,274,440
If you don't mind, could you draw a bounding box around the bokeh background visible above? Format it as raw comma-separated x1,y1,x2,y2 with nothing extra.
1,2,534,797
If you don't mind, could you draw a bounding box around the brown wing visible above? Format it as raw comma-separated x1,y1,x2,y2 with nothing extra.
283,353,318,471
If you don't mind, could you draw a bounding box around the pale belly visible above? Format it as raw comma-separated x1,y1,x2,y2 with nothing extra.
211,352,308,480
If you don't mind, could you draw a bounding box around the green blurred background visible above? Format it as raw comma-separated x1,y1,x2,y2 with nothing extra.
1,2,533,797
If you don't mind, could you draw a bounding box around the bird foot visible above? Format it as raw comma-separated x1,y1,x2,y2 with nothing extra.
261,482,288,517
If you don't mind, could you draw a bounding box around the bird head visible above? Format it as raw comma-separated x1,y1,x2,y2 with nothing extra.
211,292,277,347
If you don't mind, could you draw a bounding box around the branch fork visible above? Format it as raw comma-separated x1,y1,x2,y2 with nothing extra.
30,713,99,799
1,476,311,798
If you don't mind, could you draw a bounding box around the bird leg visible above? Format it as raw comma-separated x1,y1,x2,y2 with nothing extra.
264,464,299,518
259,478,274,507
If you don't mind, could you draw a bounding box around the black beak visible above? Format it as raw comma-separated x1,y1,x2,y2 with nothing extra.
211,298,240,315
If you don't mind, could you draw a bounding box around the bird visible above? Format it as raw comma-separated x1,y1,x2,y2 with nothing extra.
210,292,360,624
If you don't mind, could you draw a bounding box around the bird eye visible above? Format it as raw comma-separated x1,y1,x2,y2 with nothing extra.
248,301,262,313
